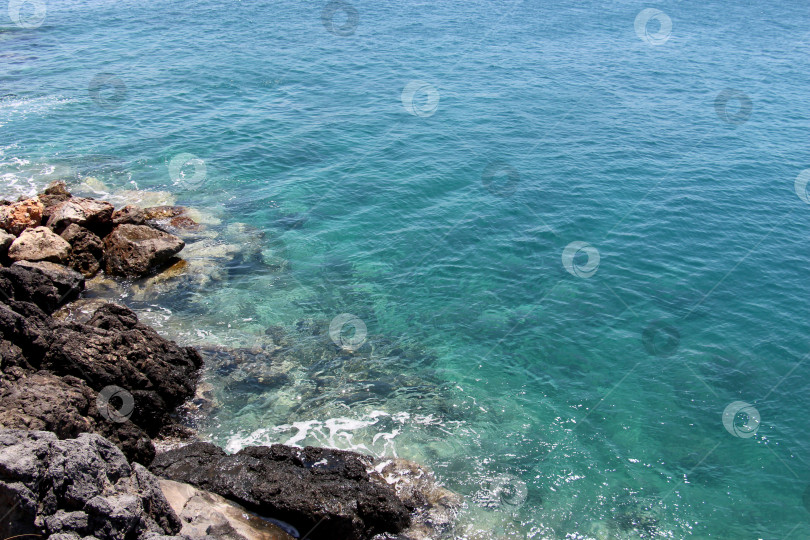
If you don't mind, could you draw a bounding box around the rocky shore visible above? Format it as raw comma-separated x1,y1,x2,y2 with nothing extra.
0,184,461,540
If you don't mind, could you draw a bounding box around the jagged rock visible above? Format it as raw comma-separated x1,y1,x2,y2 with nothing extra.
160,479,297,540
11,261,85,303
112,205,146,226
0,197,44,235
61,223,104,277
42,304,202,436
150,442,411,540
0,429,181,539
8,226,72,263
103,224,185,277
47,197,115,234
38,181,73,217
0,261,77,314
0,229,14,259
0,371,153,464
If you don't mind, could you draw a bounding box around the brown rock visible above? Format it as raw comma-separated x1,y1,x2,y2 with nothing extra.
61,223,103,277
37,181,72,210
103,224,185,277
0,198,44,235
169,215,201,230
8,227,71,263
47,197,114,233
112,204,146,225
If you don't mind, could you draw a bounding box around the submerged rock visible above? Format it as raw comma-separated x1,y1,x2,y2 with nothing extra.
0,197,44,235
0,429,181,539
8,226,72,263
104,224,185,277
150,442,411,540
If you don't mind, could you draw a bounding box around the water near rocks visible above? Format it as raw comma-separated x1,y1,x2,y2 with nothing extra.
3,0,810,537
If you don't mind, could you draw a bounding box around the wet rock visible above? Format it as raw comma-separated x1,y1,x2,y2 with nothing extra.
0,197,45,235
112,205,146,226
61,223,104,277
150,442,411,540
47,197,115,234
0,429,181,539
160,478,297,540
10,261,84,303
52,298,113,324
0,258,78,315
8,226,72,263
372,458,463,539
143,206,188,220
103,224,185,277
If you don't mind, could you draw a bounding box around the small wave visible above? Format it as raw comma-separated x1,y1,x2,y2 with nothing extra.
0,95,77,126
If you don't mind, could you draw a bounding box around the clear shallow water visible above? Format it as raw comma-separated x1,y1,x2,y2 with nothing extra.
3,0,810,537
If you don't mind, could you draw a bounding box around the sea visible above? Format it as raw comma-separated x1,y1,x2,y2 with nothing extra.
2,0,810,537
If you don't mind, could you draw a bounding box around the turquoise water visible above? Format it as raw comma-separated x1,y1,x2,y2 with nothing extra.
4,0,810,537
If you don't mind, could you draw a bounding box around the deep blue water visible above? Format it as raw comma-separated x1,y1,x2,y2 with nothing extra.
3,0,810,537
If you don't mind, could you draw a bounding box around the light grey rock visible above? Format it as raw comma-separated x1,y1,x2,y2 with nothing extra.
0,429,181,539
8,226,71,263
47,197,114,233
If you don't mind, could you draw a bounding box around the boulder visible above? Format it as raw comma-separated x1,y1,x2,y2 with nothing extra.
38,181,73,214
103,224,185,277
8,226,71,263
0,197,44,235
61,223,104,277
143,206,188,220
11,260,85,303
47,197,115,234
0,262,77,315
150,442,411,540
159,479,297,540
0,429,181,539
112,205,146,225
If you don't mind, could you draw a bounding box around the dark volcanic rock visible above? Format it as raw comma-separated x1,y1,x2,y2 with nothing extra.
41,304,203,436
151,442,411,540
103,224,185,277
11,260,85,303
61,223,104,277
0,429,181,539
0,261,80,314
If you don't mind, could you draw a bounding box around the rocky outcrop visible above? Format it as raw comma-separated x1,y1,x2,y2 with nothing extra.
0,429,181,539
150,442,412,540
104,224,185,277
160,479,297,540
8,225,71,263
0,197,44,235
0,262,202,464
